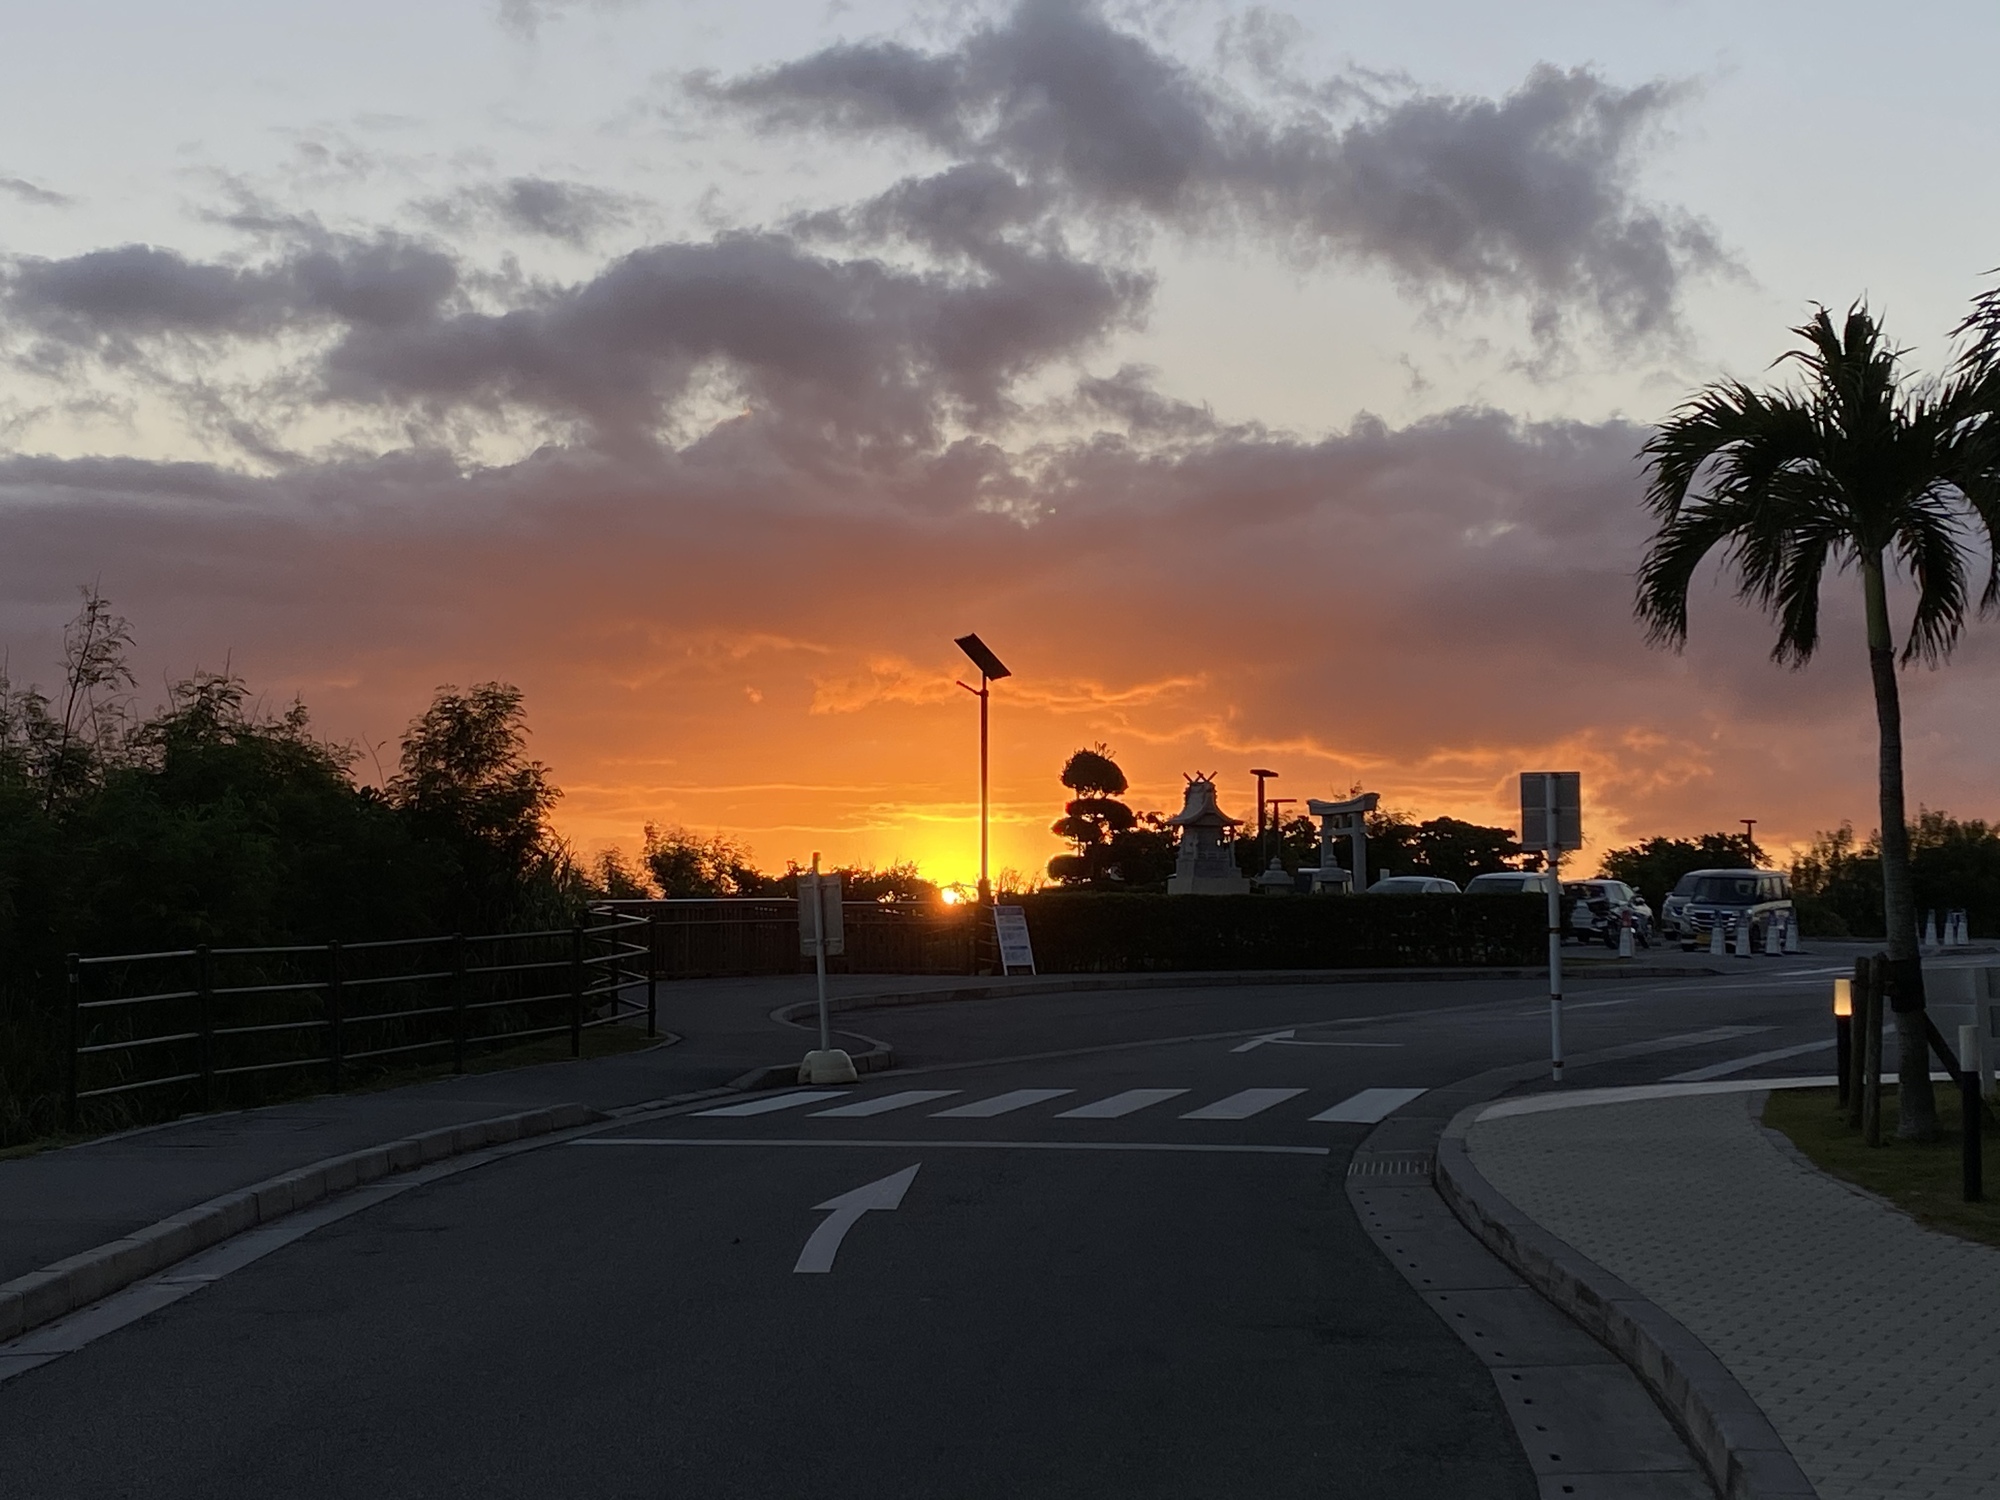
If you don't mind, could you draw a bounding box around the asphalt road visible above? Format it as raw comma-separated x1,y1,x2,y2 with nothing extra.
0,956,1857,1499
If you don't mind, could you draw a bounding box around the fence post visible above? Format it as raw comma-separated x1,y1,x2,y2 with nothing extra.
326,940,344,1092
452,933,468,1075
1845,955,1867,1130
646,913,658,1039
65,953,82,1133
1862,952,1885,1147
570,923,584,1058
1961,1024,1983,1203
195,943,215,1113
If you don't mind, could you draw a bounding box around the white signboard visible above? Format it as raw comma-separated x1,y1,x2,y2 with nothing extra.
797,873,845,956
993,905,1036,975
1519,772,1582,853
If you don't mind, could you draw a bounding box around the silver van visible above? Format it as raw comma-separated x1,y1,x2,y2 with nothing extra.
1676,869,1794,951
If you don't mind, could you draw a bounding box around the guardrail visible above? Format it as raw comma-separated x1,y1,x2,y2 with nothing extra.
65,909,655,1130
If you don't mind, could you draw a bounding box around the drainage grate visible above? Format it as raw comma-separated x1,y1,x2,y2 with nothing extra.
1345,1152,1435,1179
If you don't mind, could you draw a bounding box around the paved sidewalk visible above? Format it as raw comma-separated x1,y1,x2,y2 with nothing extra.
1468,1090,2000,1500
2,972,892,1287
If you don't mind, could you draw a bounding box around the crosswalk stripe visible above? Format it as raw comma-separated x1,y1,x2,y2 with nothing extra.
810,1090,961,1118
1180,1087,1307,1121
1308,1087,1428,1124
1056,1088,1189,1119
694,1090,850,1117
932,1088,1074,1118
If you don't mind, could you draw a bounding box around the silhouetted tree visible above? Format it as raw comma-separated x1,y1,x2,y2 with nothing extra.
1601,832,1767,915
1049,745,1138,886
1640,302,2000,1139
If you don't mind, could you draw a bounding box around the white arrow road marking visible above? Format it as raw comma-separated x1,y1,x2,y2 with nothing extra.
1231,1029,1401,1053
1232,1029,1295,1052
793,1164,920,1274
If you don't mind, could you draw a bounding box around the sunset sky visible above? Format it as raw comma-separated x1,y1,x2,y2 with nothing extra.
5,0,2000,885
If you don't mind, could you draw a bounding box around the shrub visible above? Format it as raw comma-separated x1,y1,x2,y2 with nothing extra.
1014,892,1543,971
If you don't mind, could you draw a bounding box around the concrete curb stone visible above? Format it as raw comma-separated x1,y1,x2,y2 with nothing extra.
0,1102,599,1347
1434,1102,1818,1500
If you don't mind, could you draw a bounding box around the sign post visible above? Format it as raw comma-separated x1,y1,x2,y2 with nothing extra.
1521,772,1581,1083
796,853,856,1084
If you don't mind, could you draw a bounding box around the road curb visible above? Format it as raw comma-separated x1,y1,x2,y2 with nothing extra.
1433,1102,1818,1500
804,962,1713,1015
0,1102,601,1348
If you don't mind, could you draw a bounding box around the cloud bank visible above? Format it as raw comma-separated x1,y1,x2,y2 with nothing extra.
0,0,1955,880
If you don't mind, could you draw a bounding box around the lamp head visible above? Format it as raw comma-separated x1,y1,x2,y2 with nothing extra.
1250,767,1279,779
1832,977,1853,1018
953,633,1011,681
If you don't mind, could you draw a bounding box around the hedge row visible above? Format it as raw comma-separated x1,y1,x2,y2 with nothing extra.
1013,892,1544,972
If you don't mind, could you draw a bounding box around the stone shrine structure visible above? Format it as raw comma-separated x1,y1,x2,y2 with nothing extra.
1306,790,1379,892
1167,774,1250,895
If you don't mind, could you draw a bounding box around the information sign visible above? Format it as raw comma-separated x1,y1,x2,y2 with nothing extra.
1520,772,1582,853
993,905,1035,975
797,873,845,956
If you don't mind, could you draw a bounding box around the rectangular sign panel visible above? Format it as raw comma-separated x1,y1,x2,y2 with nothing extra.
797,873,845,956
993,905,1036,975
1520,772,1582,853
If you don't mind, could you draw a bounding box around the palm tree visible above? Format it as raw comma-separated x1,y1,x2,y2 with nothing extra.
1636,303,2000,1140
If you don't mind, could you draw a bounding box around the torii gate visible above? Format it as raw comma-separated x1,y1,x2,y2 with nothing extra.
1306,791,1379,892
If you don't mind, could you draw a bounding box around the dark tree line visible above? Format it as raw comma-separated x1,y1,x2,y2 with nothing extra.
0,591,580,1142
1044,751,1523,891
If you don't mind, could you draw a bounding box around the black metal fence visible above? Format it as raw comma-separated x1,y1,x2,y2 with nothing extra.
65,909,653,1130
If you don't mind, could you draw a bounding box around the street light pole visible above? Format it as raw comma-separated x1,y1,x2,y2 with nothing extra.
954,634,1012,905
1250,768,1278,868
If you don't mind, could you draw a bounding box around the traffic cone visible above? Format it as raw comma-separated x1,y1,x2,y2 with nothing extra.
1733,918,1751,958
1924,911,1939,951
1709,919,1725,957
1618,912,1634,958
1782,913,1800,954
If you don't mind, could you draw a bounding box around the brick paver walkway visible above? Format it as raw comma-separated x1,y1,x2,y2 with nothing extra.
1470,1092,2000,1500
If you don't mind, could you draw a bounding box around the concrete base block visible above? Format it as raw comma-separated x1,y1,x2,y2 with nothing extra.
799,1049,859,1085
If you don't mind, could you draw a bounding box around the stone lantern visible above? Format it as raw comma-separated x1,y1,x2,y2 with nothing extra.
1167,774,1251,895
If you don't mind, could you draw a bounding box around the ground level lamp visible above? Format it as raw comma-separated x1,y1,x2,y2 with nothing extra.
954,633,1011,904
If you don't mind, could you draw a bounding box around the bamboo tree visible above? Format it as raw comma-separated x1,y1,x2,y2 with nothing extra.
1637,303,2000,1141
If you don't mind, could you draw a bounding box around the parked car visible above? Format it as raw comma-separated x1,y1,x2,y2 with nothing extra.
1366,876,1462,894
1676,869,1794,951
1562,880,1654,947
1659,870,1702,942
1463,872,1560,897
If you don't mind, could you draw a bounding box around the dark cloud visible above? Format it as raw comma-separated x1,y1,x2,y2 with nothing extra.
701,0,1725,342
0,396,1956,866
5,223,1144,451
4,235,458,362
0,176,72,209
417,177,637,246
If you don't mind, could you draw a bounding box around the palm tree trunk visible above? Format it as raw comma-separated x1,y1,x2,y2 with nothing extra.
1863,553,1937,1140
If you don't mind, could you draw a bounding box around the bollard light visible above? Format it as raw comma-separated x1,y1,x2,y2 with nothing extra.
1832,977,1855,1111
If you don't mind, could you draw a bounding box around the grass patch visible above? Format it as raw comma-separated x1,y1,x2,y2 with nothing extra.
1764,1085,2000,1250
